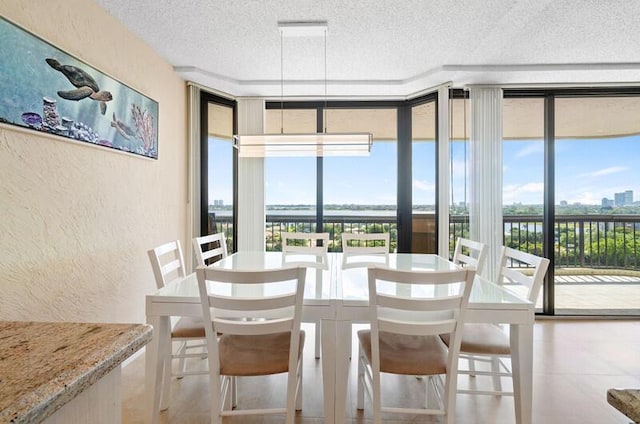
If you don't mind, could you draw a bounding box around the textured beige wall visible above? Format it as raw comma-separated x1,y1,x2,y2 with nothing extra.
0,1,187,323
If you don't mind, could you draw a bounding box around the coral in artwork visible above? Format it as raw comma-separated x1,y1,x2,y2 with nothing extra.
131,103,157,155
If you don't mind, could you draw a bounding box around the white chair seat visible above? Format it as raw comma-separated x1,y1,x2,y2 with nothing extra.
171,316,206,339
358,330,448,375
442,323,510,355
219,331,305,376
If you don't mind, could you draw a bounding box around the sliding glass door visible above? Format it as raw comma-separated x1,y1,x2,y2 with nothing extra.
554,95,640,315
502,96,545,309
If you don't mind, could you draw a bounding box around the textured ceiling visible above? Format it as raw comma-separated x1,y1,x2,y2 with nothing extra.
94,0,640,97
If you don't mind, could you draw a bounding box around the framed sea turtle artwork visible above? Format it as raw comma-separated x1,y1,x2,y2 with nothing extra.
0,16,159,159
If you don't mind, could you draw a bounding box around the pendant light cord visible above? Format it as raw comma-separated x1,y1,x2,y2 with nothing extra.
463,93,467,209
324,28,327,133
450,94,454,207
280,29,284,134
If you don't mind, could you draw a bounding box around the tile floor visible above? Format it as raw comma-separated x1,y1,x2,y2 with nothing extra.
122,320,640,423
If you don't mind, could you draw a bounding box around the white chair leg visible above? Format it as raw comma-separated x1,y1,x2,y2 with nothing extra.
295,356,303,410
346,323,352,359
231,376,237,408
468,356,477,377
285,357,299,424
160,354,172,410
424,376,430,409
491,357,503,392
176,341,188,379
372,362,382,424
315,320,321,359
445,373,457,424
356,347,365,410
210,374,222,424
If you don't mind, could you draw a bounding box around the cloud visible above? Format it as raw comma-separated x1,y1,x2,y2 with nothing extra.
413,180,435,191
514,142,543,158
503,182,544,204
582,166,629,177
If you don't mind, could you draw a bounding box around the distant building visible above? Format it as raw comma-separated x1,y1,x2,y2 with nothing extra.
559,200,568,206
212,199,224,207
601,197,614,207
614,190,633,206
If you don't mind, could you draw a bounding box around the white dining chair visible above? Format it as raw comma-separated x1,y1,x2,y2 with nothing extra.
196,265,306,424
147,240,208,403
340,232,392,355
442,246,550,397
452,237,488,274
356,266,475,424
193,232,228,267
282,232,329,359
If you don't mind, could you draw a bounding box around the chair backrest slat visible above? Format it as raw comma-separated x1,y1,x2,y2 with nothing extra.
209,293,298,311
377,293,464,312
378,318,458,336
282,232,330,254
342,233,390,254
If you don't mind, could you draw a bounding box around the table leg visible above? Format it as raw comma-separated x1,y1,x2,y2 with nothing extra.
321,318,336,424
145,314,169,424
511,323,533,424
334,320,351,423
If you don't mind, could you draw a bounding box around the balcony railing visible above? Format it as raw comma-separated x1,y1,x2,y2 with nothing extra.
265,214,397,252
452,214,640,271
209,212,640,272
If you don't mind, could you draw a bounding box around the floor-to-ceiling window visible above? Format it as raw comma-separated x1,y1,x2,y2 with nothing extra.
449,92,470,257
411,98,437,253
200,92,236,251
323,108,398,251
554,94,640,315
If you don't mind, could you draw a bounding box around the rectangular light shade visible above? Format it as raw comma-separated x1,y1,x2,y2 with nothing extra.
233,133,373,157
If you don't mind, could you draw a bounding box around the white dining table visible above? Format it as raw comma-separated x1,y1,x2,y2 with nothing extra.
144,251,535,424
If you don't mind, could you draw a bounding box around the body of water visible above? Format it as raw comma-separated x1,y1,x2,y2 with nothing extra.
209,209,418,217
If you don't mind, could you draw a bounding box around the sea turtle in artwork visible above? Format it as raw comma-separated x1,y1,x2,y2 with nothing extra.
111,113,136,140
46,58,113,115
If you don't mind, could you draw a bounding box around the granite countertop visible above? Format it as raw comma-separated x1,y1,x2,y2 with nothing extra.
0,321,152,424
608,388,640,423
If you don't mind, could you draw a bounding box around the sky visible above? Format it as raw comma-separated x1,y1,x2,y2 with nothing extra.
208,134,640,207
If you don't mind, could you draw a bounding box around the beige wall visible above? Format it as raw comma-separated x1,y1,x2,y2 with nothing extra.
0,1,187,323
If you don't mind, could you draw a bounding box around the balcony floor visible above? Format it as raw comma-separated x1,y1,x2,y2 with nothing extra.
541,273,640,314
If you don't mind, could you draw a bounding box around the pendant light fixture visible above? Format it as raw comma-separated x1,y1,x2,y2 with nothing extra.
233,21,373,157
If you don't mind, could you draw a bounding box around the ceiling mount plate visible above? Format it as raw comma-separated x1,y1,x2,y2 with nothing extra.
278,21,328,37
